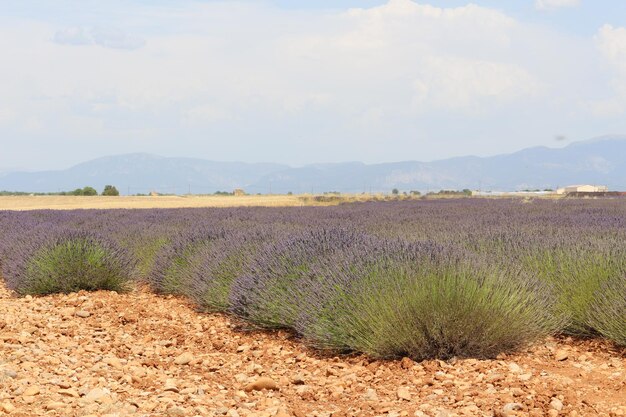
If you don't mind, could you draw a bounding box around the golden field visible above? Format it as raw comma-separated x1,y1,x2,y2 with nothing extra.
0,194,398,211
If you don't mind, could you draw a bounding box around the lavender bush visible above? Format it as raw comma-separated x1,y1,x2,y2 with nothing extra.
588,274,626,346
148,227,226,294
229,229,374,329
186,229,272,312
297,240,562,359
3,228,135,295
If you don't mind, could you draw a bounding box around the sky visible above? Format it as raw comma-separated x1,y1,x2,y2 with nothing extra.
1,0,626,170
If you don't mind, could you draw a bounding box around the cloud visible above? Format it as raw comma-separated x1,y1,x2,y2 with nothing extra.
0,0,624,169
588,24,626,116
182,105,232,126
596,24,626,71
0,108,17,125
53,27,145,50
53,27,92,45
411,57,538,112
534,0,580,11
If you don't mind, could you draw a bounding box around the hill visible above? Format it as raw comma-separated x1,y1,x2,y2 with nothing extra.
1,136,626,193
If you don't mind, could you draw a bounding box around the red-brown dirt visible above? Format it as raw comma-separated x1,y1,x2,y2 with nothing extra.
0,283,624,417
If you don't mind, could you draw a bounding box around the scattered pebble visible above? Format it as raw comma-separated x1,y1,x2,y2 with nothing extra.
555,350,569,361
550,398,564,411
0,283,622,417
174,352,194,365
244,377,279,392
397,387,411,401
22,386,40,397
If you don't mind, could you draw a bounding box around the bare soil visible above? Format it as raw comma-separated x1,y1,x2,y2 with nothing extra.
0,283,624,417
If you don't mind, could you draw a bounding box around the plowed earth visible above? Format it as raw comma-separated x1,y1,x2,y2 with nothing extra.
1,284,624,417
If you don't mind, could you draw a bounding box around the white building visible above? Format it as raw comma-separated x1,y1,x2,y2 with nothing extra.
556,185,609,194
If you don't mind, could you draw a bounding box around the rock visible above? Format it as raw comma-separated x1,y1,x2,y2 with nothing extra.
163,379,179,393
1,402,16,414
555,350,569,361
508,363,521,373
548,410,559,417
44,402,66,410
363,389,378,401
503,403,524,412
58,388,80,398
487,373,504,383
84,387,111,403
400,357,414,369
510,387,524,397
397,387,411,401
167,406,186,416
291,374,306,385
499,403,524,416
174,352,194,365
104,357,123,370
243,377,279,392
276,409,291,417
22,386,40,396
75,310,91,318
3,370,17,379
550,398,564,411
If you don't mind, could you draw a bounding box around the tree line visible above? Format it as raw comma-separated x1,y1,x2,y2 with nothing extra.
0,185,120,196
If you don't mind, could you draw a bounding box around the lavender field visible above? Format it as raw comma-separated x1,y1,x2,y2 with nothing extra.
0,199,625,360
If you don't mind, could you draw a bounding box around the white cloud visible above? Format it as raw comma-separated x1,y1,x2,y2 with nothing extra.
182,105,232,126
53,27,92,45
596,24,626,71
0,1,623,168
534,0,580,11
589,24,626,116
411,57,538,112
0,108,17,125
53,26,145,50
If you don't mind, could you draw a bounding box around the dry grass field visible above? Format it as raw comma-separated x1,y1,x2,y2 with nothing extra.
0,194,395,211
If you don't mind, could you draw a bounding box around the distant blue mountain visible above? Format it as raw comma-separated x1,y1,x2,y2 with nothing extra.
1,136,625,194
0,154,288,194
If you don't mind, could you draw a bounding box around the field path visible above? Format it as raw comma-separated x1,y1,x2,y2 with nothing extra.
0,283,624,417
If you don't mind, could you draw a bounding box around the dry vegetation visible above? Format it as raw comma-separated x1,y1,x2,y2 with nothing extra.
0,194,406,211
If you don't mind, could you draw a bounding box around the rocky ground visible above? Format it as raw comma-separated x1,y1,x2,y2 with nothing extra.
0,283,624,417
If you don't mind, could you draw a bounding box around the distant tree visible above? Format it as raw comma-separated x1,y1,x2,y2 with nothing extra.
81,186,98,196
102,185,120,196
392,188,399,195
287,191,293,195
410,190,421,196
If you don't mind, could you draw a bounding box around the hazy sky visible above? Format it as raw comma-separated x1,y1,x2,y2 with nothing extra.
1,0,626,170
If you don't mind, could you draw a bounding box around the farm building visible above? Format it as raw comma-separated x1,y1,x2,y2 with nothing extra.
556,185,608,194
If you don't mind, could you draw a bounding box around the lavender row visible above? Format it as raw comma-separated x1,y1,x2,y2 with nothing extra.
0,198,624,358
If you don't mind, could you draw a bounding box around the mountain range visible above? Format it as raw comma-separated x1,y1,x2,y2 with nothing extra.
2,136,626,194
